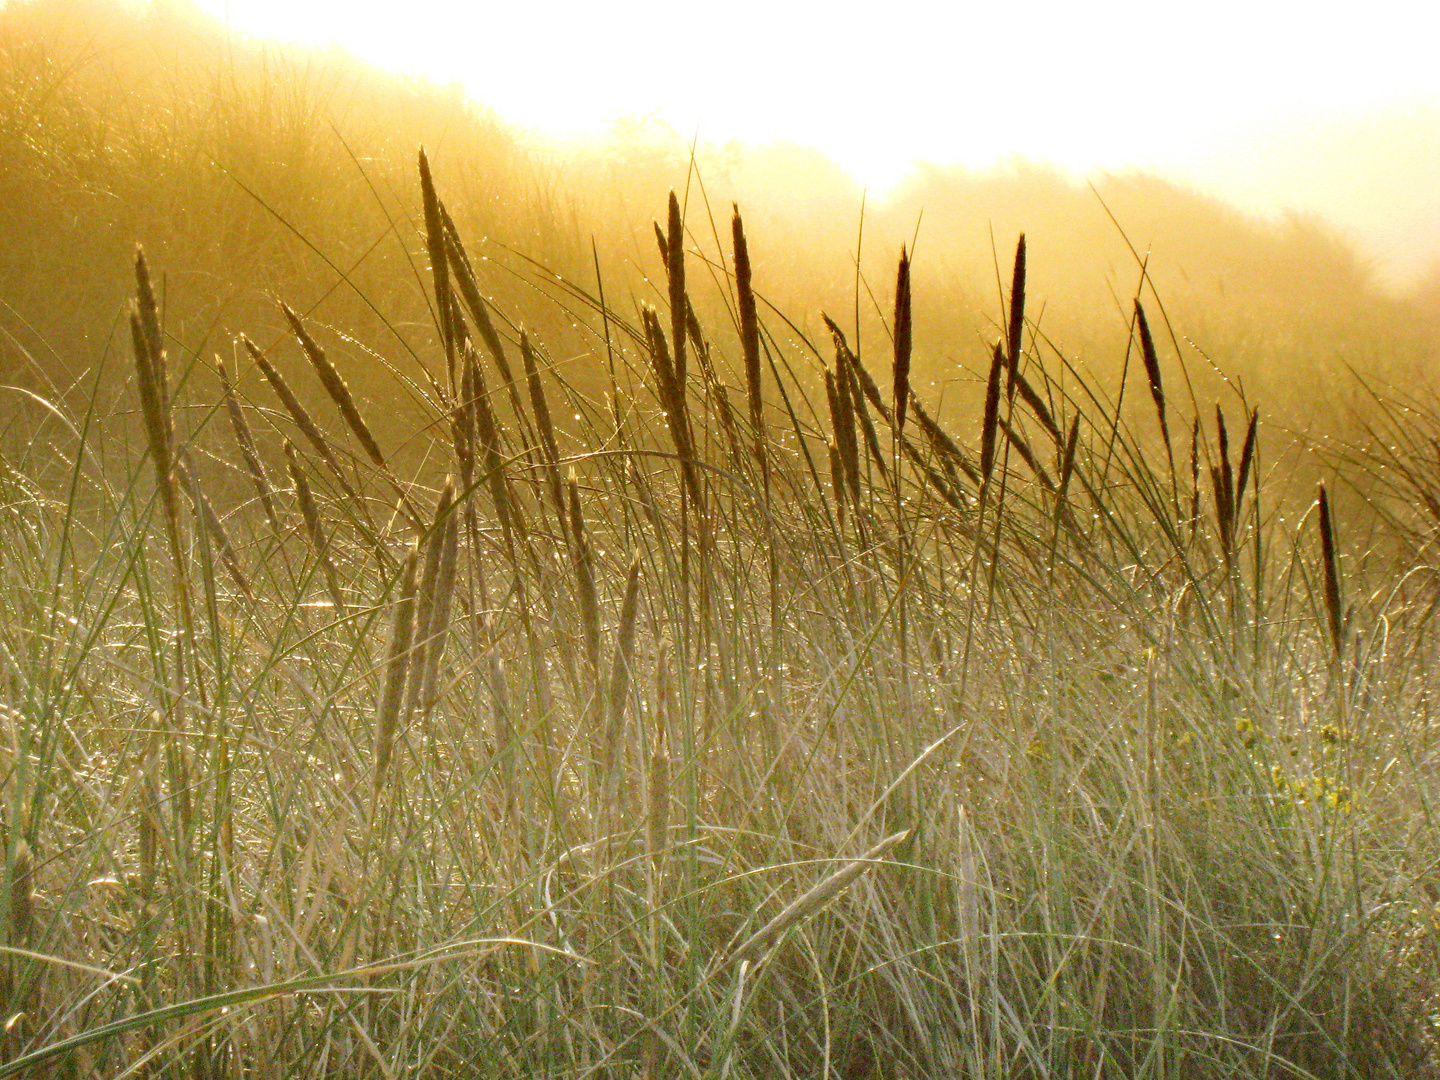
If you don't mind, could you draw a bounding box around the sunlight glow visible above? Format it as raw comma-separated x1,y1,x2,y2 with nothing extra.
188,0,1440,277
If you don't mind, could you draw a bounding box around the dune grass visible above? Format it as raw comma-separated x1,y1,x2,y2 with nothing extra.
0,149,1437,1080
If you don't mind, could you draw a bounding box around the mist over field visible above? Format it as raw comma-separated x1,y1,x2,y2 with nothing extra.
4,0,1438,442
2,2,1440,1077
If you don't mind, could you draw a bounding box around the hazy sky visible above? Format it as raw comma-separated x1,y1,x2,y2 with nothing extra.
191,0,1440,286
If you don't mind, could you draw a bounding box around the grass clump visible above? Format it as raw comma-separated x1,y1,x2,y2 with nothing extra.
0,153,1436,1080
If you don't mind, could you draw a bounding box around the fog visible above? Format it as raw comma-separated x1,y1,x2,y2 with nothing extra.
172,0,1440,291
2,0,1437,449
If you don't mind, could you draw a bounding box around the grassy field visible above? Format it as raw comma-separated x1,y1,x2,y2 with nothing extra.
3,3,1440,1077
0,143,1438,1078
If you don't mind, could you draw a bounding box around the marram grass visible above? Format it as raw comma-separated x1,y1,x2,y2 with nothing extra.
0,155,1436,1080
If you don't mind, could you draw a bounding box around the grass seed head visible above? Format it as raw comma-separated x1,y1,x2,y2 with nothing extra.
892,246,912,438
733,206,763,449
282,302,386,469
1135,299,1170,453
1006,234,1027,399
1318,484,1344,656
666,190,687,392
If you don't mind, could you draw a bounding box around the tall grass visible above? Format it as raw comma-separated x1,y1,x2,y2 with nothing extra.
0,153,1437,1080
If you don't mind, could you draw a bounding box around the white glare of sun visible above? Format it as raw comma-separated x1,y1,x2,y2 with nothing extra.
193,0,1440,190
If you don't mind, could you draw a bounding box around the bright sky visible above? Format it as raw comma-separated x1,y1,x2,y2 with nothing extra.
193,0,1440,284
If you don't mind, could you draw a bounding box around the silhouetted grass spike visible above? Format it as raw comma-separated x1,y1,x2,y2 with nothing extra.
980,341,1004,483
282,302,386,469
1318,484,1344,656
1006,234,1027,399
892,246,912,437
733,206,763,455
666,191,687,393
1135,300,1170,453
216,352,280,532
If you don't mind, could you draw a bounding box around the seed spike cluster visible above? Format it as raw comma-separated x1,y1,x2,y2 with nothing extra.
1006,234,1027,400
1135,300,1170,454
891,246,912,438
522,331,565,531
281,302,386,469
733,206,763,455
406,480,455,720
284,440,346,613
1318,484,1344,656
130,249,182,565
980,342,1005,484
242,335,343,479
666,191,687,394
216,352,280,532
418,146,456,392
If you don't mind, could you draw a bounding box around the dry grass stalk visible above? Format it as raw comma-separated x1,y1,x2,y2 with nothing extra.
1216,405,1234,515
130,253,182,569
1188,415,1202,535
1212,406,1237,567
642,307,701,509
241,335,345,480
1056,413,1082,507
281,303,386,469
908,390,980,486
1318,484,1344,656
521,331,567,531
905,443,967,512
832,345,862,502
998,417,1055,491
178,457,252,598
729,829,912,965
892,247,912,438
732,207,764,458
418,503,460,717
442,208,532,434
835,323,893,425
418,147,457,392
216,353,280,532
1006,235,1027,399
2,838,36,1047
1012,369,1061,447
825,318,890,482
9,839,34,949
373,544,420,812
568,471,601,680
666,191,687,392
453,348,476,487
406,481,455,720
1235,407,1259,508
463,340,525,547
606,552,643,772
138,722,161,914
684,297,709,369
283,440,346,613
646,711,669,863
649,641,674,857
980,342,1005,483
131,252,197,833
827,438,846,523
1135,300,1170,454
